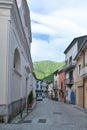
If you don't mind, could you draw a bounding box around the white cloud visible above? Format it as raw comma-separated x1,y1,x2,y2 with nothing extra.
27,0,87,61
31,22,55,36
31,10,87,37
28,0,87,14
31,37,71,62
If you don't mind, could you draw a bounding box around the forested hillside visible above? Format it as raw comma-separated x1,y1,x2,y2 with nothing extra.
33,60,65,82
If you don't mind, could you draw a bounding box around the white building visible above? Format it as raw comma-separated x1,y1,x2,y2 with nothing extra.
48,82,54,98
53,70,59,100
64,36,87,104
36,80,47,97
0,0,33,122
36,80,43,97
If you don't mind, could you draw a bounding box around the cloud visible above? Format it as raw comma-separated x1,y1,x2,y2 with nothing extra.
31,19,55,36
31,37,71,62
30,10,87,37
28,0,87,14
27,0,87,62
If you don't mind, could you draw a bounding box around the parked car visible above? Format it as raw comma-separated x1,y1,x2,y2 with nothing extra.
42,95,45,98
36,96,43,101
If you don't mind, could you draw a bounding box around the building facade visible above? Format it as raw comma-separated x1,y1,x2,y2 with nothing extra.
0,0,33,122
64,36,87,104
48,81,54,98
57,69,66,102
75,38,87,108
36,80,43,97
53,70,59,100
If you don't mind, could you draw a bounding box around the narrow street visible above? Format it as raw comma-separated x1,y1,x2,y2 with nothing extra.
0,98,87,130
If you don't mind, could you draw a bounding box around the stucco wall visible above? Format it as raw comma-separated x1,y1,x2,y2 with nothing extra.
0,0,33,122
84,47,87,108
65,42,77,61
65,42,78,103
76,53,83,107
0,9,10,104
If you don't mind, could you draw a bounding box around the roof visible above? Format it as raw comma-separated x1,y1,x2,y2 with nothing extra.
74,37,87,60
64,35,87,54
58,68,64,74
53,70,58,74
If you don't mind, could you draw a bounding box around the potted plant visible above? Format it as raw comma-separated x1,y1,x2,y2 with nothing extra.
27,91,34,109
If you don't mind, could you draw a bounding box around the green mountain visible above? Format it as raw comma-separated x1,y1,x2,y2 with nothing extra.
33,60,65,82
43,74,54,82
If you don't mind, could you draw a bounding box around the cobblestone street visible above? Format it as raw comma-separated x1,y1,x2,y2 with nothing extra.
0,98,87,130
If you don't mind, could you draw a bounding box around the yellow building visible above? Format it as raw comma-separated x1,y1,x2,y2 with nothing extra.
75,40,87,108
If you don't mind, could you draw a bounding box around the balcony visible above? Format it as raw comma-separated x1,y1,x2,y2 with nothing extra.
53,86,58,90
64,78,74,85
53,86,61,90
80,67,87,78
36,89,43,92
63,61,76,72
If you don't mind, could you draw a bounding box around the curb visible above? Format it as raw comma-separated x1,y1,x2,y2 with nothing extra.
73,105,87,114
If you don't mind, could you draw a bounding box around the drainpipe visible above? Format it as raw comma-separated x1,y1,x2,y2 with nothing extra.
82,51,85,108
83,79,85,108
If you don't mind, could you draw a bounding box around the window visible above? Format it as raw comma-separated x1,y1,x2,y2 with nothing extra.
69,71,73,80
66,90,68,96
13,48,21,73
69,56,72,64
61,82,63,90
85,56,87,66
41,85,42,89
62,92,64,98
37,85,38,89
78,64,81,75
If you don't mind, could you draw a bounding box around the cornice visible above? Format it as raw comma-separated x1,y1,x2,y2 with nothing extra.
0,0,14,9
22,0,32,42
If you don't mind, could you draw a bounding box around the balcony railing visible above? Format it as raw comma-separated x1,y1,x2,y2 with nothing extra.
53,86,61,90
53,85,58,90
63,61,76,72
80,67,87,78
64,78,74,85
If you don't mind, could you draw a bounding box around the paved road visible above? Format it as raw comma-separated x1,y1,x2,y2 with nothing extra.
0,98,87,130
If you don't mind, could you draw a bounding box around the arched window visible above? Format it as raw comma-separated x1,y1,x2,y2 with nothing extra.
13,48,21,73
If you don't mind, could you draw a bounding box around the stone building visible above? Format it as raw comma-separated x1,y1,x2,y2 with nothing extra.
0,0,33,122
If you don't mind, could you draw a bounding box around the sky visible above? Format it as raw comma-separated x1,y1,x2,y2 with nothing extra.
27,0,87,62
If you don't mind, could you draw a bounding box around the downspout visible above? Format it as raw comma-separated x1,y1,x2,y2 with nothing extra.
82,51,85,108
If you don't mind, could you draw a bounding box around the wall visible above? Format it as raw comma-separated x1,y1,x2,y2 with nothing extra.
84,47,87,108
76,53,83,107
58,71,65,102
0,8,10,105
65,42,77,61
0,0,33,122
